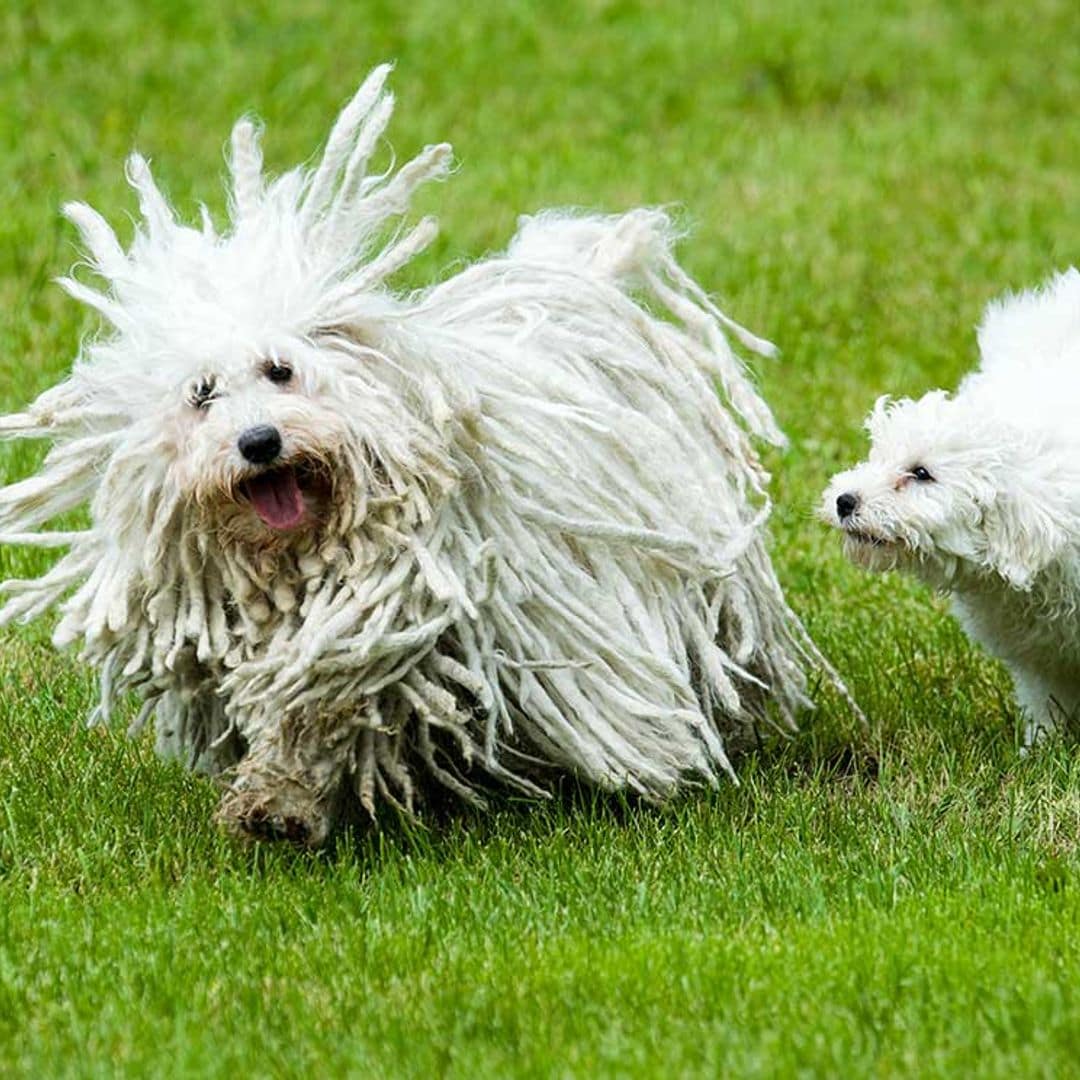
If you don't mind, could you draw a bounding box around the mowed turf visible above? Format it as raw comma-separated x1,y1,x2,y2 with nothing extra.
3,1,1080,1075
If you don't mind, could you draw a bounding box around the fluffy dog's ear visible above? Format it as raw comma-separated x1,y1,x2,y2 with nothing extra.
980,489,1069,590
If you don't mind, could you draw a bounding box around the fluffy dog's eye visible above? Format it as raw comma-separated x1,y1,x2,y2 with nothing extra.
910,465,935,483
264,360,293,384
188,375,218,410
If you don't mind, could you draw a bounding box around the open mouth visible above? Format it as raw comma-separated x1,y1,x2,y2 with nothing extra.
240,465,309,531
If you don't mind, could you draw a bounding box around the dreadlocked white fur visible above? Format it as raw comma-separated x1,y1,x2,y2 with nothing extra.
0,66,851,845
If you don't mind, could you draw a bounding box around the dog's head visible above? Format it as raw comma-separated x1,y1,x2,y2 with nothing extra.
821,390,1074,590
1,66,466,572
137,333,425,552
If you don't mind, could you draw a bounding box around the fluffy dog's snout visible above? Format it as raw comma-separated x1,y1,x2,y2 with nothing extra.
836,492,859,520
238,424,282,464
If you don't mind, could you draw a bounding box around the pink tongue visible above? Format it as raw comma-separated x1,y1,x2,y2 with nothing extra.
246,469,306,530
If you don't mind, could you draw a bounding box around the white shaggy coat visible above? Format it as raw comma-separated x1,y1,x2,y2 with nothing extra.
0,67,849,844
823,269,1080,747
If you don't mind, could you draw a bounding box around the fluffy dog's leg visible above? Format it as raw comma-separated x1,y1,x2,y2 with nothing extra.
1012,668,1067,751
216,712,361,847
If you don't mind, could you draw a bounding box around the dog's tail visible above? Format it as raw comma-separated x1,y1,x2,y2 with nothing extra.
507,208,786,448
510,209,777,353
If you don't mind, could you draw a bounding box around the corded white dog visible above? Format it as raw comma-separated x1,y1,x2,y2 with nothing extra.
0,66,850,846
823,270,1080,748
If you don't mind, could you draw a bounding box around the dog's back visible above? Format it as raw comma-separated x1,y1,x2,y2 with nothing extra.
969,268,1080,387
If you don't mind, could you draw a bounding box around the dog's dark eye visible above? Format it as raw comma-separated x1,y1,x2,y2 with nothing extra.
188,375,218,410
264,360,293,384
910,465,935,483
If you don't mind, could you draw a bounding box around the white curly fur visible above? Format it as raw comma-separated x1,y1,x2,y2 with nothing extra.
822,268,1080,747
0,66,851,845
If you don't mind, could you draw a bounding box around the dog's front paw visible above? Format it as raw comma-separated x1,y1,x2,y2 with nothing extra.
216,778,336,849
1021,714,1059,755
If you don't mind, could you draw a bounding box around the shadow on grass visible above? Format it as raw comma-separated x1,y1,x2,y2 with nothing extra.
314,703,885,870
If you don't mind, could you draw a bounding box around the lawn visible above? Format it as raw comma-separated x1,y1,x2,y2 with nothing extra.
3,1,1080,1075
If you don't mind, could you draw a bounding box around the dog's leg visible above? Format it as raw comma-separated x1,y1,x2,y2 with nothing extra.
1021,711,1057,754
216,712,361,848
1012,668,1065,752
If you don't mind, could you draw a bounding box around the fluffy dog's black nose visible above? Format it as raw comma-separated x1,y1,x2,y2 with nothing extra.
238,424,282,464
836,493,859,520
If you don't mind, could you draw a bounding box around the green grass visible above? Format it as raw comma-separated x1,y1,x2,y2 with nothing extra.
4,0,1080,1075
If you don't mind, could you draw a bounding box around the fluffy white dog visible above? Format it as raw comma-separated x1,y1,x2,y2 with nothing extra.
823,269,1080,747
0,66,850,845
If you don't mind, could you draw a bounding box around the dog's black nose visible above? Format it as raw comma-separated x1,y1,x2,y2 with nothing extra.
238,424,282,464
836,493,859,520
